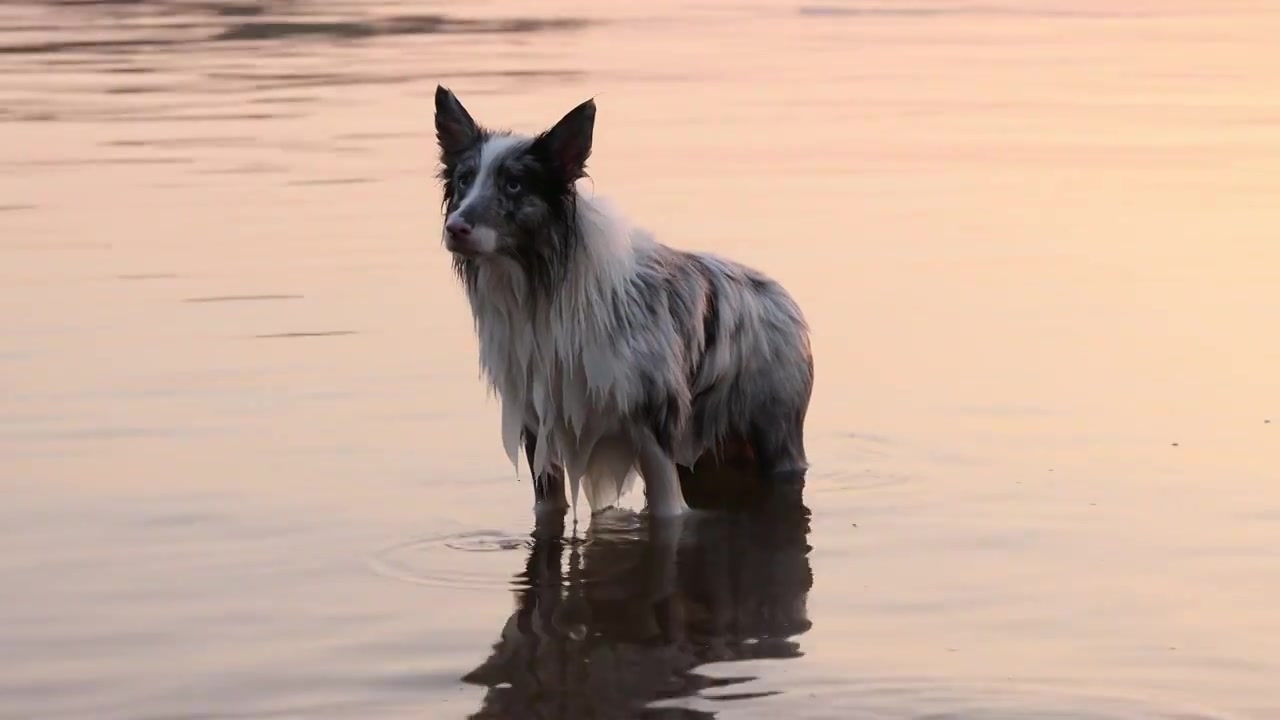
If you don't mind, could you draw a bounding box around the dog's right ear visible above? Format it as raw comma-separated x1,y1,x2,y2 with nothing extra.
435,85,479,159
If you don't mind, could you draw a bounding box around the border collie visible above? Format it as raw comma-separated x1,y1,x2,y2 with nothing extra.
433,86,813,518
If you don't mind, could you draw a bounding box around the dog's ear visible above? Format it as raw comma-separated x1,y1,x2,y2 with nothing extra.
435,85,479,159
534,98,595,181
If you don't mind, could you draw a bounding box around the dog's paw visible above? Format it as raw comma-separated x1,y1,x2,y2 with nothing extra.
645,499,692,520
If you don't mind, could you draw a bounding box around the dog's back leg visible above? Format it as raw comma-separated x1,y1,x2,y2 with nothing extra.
523,428,567,511
751,410,809,478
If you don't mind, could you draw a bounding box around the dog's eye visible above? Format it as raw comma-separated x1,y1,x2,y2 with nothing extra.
456,172,473,190
505,180,521,194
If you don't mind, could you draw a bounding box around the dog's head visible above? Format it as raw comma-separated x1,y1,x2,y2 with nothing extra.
434,86,594,266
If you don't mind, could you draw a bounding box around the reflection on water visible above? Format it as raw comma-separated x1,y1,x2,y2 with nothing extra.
464,480,812,720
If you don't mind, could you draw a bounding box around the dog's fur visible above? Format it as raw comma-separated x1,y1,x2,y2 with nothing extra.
433,86,814,517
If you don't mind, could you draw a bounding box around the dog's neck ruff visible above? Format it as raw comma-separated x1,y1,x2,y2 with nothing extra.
463,192,653,511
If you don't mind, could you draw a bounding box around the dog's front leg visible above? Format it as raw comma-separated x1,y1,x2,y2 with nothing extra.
523,428,568,513
638,436,691,518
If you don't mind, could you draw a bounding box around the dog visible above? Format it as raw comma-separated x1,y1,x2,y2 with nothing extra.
433,85,814,518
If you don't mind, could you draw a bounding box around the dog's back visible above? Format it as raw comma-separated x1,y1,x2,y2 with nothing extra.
663,247,813,477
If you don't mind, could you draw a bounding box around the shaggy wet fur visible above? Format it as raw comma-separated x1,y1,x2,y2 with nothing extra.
433,85,814,516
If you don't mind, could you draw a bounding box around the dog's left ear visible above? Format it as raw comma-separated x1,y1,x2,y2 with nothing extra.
535,98,596,181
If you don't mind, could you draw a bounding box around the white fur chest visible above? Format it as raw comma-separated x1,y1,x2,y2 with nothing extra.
466,259,640,511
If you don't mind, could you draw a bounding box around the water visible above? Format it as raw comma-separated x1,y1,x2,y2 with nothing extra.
2,0,1279,718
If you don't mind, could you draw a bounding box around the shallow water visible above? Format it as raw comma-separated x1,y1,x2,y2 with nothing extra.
3,0,1280,718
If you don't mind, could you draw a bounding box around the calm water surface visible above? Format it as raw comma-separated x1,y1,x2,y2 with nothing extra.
3,1,1279,718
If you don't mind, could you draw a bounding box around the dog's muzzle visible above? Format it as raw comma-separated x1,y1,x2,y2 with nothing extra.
444,217,480,257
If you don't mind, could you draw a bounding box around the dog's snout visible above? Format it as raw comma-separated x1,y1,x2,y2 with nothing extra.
444,215,485,256
445,217,472,239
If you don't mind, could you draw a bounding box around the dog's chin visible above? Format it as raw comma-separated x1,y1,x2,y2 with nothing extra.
445,241,482,259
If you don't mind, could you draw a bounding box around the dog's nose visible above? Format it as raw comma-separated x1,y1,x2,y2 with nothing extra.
445,217,472,240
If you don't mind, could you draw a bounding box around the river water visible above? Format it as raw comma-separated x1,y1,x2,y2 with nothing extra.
2,1,1279,718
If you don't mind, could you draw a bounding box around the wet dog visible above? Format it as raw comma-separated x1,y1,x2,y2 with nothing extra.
433,86,814,517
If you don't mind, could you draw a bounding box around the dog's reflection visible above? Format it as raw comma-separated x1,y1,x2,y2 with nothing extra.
463,474,812,719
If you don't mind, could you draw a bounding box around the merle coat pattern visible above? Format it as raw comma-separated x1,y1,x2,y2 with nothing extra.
433,86,813,517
